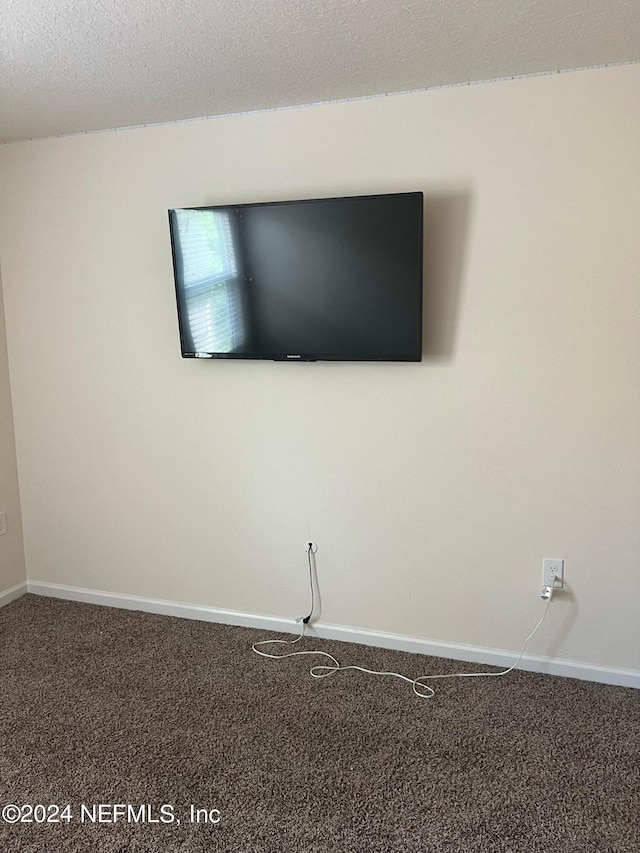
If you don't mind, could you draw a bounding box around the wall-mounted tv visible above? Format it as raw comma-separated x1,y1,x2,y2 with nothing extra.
168,191,423,362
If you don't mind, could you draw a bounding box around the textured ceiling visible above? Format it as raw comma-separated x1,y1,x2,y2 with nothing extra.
1,0,639,143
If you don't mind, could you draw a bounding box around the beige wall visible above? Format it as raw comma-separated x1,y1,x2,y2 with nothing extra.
0,266,26,592
0,65,638,669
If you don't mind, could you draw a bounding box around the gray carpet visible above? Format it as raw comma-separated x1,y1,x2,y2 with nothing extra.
0,594,638,852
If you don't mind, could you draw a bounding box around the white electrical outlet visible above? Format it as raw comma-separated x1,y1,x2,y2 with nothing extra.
542,558,564,589
305,541,318,554
0,511,6,536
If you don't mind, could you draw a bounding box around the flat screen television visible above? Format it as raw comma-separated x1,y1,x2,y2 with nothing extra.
168,191,423,362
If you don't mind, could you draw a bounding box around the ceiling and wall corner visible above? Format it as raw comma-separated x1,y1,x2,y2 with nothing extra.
1,0,639,143
0,3,639,678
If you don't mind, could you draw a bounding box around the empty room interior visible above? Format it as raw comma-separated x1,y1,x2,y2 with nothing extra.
1,1,639,851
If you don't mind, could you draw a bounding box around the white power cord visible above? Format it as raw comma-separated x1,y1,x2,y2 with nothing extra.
252,549,555,699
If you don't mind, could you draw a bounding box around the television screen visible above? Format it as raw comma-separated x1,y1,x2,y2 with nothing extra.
168,191,423,362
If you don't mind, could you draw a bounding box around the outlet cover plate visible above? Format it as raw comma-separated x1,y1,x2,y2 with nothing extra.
542,558,564,589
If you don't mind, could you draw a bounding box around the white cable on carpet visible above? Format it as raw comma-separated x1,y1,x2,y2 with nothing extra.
252,548,555,699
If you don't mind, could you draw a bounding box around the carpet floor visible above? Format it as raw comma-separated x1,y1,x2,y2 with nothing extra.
0,594,638,852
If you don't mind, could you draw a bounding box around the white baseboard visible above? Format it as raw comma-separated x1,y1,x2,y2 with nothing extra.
26,581,294,631
26,580,639,690
0,581,27,608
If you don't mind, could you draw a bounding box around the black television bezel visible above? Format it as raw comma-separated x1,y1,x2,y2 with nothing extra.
168,191,424,362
